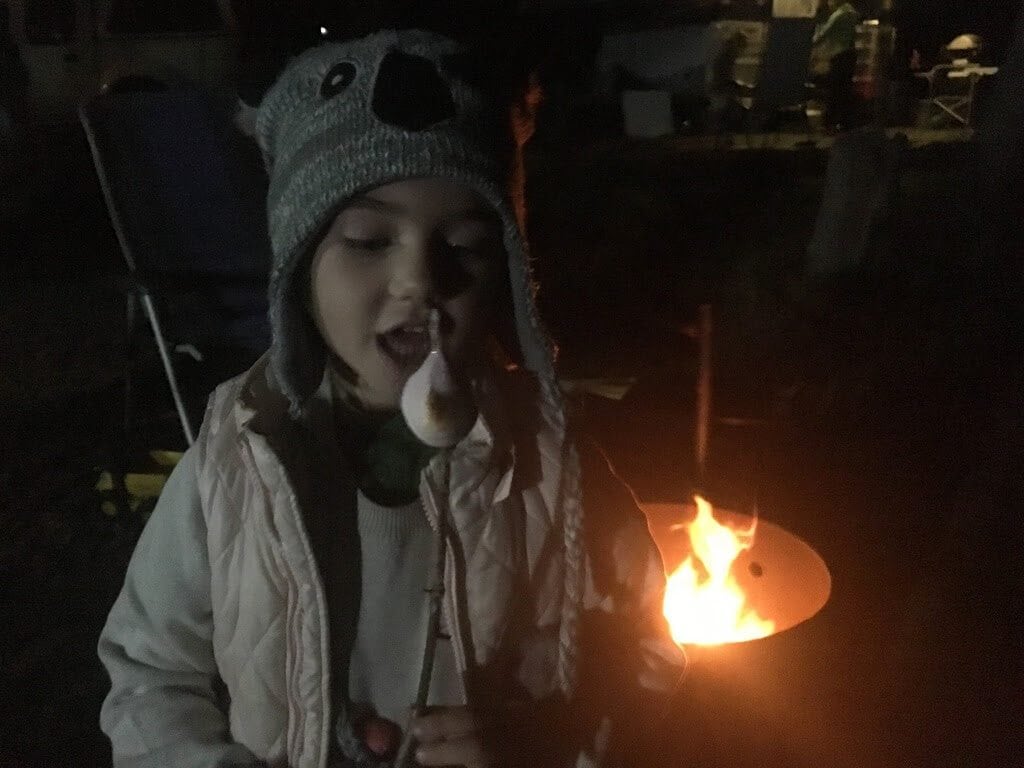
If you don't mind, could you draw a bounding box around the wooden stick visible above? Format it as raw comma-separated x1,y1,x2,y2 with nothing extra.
395,461,449,768
695,304,713,491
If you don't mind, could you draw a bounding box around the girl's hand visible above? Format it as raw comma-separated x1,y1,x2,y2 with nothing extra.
410,698,567,768
410,706,493,767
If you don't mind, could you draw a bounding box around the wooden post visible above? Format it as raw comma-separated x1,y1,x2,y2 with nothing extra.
695,304,713,491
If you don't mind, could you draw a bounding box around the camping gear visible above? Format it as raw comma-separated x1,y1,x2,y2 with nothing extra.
80,85,271,446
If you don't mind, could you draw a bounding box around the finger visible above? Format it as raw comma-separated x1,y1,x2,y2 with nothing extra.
415,734,490,767
411,706,478,743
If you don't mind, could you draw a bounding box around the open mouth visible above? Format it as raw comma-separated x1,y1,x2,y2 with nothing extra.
377,323,432,366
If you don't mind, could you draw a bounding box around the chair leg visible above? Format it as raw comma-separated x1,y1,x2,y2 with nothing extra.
139,292,196,446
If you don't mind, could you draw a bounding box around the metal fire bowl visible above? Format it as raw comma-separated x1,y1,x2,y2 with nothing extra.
640,503,832,639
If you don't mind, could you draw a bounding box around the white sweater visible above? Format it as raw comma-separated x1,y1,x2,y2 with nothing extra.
345,493,462,727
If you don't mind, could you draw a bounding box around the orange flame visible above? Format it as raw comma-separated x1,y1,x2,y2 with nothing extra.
663,496,776,646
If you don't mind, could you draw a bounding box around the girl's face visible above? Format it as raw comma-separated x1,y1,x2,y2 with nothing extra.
309,178,506,410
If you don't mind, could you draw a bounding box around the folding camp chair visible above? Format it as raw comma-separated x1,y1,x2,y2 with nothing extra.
916,64,979,127
80,86,271,447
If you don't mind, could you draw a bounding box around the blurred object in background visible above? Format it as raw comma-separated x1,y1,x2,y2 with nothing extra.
810,1,859,75
913,59,996,128
852,19,895,109
596,23,717,134
230,0,316,110
718,0,772,21
6,0,89,124
95,0,237,100
942,32,983,64
3,0,238,124
0,3,29,140
621,88,674,137
517,2,603,145
712,19,769,92
22,0,76,44
99,73,168,94
891,0,1016,74
805,127,903,276
745,13,816,130
593,2,901,138
79,85,271,447
909,31,997,129
104,0,225,34
773,0,818,18
974,2,1024,263
810,1,860,131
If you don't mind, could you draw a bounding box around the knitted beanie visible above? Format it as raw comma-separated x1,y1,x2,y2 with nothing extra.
258,28,545,412
256,29,584,697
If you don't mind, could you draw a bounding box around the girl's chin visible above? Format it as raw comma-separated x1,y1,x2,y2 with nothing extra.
329,365,403,412
376,351,417,389
359,369,410,411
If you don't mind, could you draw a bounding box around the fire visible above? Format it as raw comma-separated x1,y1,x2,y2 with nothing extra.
663,496,776,646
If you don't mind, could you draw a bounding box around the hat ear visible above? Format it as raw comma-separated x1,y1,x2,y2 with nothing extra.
274,302,327,419
269,256,329,418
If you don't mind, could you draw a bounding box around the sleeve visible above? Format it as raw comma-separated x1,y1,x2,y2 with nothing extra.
573,438,687,767
97,449,265,768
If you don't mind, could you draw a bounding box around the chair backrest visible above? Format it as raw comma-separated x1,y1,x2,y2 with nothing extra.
753,18,817,110
79,86,271,279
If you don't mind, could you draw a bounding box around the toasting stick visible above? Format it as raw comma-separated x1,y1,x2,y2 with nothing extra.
394,460,449,768
394,308,475,766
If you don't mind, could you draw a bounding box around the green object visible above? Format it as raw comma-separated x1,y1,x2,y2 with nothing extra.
337,399,439,507
359,413,439,506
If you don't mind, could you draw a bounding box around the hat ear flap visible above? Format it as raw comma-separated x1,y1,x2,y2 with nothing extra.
270,262,328,418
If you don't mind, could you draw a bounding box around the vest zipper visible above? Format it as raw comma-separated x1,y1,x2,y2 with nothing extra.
242,432,332,768
420,465,470,706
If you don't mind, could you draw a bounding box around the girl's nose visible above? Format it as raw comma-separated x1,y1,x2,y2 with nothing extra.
388,243,432,303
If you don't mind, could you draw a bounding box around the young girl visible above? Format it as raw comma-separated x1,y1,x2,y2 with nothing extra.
99,29,684,768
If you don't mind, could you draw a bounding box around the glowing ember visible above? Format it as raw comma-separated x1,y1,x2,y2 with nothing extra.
663,496,776,646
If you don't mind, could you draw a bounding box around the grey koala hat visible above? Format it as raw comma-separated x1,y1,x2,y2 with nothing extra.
256,29,584,698
256,28,555,415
